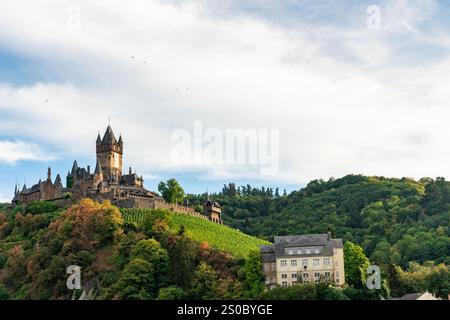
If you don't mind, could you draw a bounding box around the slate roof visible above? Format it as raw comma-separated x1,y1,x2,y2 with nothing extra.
102,125,117,144
260,233,343,260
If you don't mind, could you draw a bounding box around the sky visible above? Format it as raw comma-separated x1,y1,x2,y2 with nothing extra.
1,0,450,202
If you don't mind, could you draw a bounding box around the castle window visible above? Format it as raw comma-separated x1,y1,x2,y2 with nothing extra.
290,259,297,267
280,260,287,267
302,259,308,266
313,258,320,266
324,258,331,265
305,248,311,254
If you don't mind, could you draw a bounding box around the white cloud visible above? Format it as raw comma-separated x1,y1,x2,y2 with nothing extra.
0,0,449,184
0,140,54,164
0,194,11,203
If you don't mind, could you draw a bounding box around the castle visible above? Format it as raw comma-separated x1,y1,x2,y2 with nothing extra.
11,125,222,224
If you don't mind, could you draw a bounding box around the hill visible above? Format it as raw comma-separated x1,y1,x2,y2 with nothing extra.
0,199,270,300
186,175,450,268
121,208,269,259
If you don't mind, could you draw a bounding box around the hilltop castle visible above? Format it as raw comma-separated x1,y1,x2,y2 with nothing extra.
11,125,222,224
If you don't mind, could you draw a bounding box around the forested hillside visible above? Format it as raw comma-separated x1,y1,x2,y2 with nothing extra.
187,175,450,268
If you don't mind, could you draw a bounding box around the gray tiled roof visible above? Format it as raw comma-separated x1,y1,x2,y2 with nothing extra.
260,233,343,259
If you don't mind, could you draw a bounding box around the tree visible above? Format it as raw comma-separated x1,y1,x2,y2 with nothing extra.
157,286,187,300
425,264,450,299
0,284,10,300
344,241,370,289
165,234,197,290
115,259,155,300
130,239,169,289
158,179,185,204
191,262,219,300
140,208,171,238
240,251,265,299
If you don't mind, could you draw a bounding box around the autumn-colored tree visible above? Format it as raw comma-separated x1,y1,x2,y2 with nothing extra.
152,219,169,240
48,199,124,252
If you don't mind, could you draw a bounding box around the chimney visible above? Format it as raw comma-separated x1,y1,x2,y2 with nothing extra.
87,165,91,174
327,231,332,241
129,167,132,175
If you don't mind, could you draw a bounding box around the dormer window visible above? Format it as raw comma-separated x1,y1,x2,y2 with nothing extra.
305,248,311,254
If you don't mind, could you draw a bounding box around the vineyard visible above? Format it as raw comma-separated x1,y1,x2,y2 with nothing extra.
120,208,270,259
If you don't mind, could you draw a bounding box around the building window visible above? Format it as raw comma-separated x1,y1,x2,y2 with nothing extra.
314,248,320,254
264,264,270,272
272,263,276,271
282,281,288,287
287,249,293,255
324,258,331,266
325,272,331,279
302,273,309,282
291,260,297,267
313,258,320,266
335,260,339,267
281,274,287,279
292,273,298,279
305,248,311,254
336,271,340,278
302,259,308,266
297,249,302,254
280,260,287,267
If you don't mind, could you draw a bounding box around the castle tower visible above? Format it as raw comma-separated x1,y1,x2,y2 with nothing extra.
96,125,123,182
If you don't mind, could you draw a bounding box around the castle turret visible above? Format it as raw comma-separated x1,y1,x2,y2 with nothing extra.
47,166,52,181
96,125,123,182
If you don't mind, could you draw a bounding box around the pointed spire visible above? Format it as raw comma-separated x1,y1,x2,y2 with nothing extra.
14,184,17,194
94,158,103,175
96,132,102,145
54,174,62,185
47,166,52,181
118,134,123,146
22,184,27,192
71,160,78,175
102,125,117,144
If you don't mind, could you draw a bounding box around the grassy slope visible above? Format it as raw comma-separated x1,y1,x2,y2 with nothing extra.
170,213,270,259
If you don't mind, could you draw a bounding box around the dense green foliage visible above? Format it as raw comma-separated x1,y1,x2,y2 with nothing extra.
187,176,450,268
0,199,267,300
0,173,449,300
121,208,270,259
158,178,185,204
